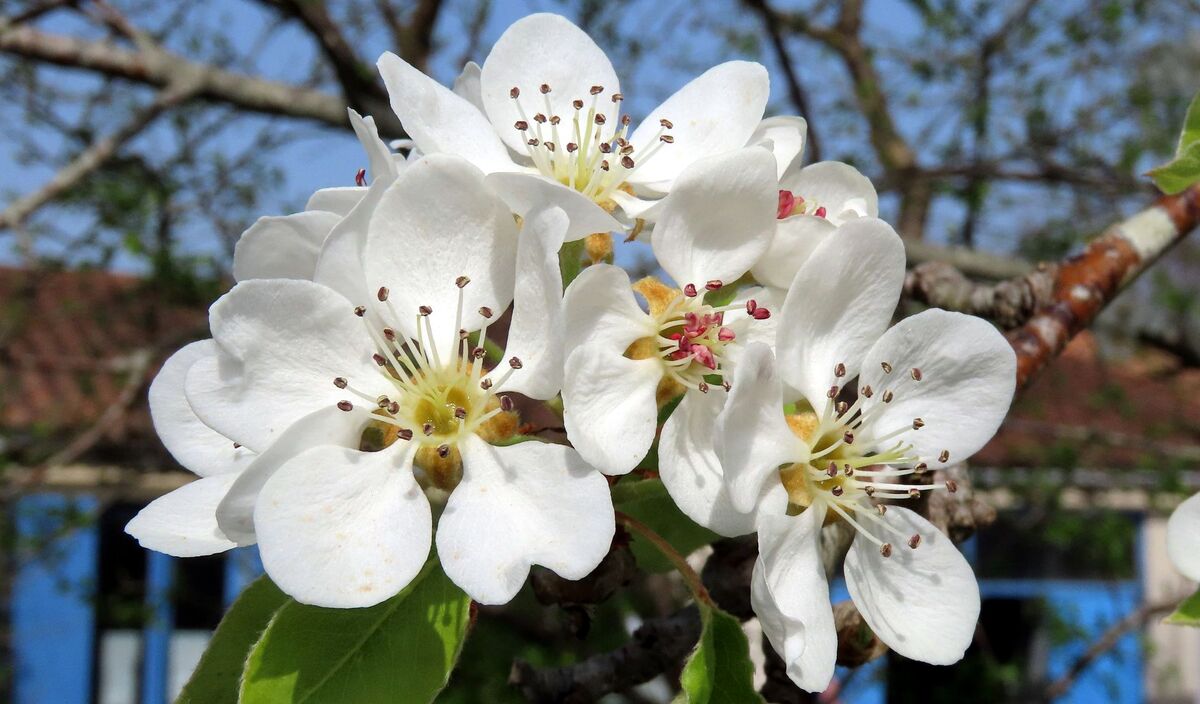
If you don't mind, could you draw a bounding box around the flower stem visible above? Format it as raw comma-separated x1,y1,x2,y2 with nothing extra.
616,511,714,607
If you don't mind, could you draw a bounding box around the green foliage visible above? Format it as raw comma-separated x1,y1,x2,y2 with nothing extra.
238,559,471,704
1148,91,1200,194
559,239,586,289
1165,589,1200,627
612,478,719,573
177,577,289,704
675,604,762,704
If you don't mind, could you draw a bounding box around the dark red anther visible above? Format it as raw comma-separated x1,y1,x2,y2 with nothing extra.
814,206,827,218
777,190,795,219
355,168,367,187
705,279,723,291
683,283,698,297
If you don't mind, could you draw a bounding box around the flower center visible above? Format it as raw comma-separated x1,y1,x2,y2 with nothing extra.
509,84,673,205
331,277,520,491
627,277,771,394
777,189,828,220
778,361,956,557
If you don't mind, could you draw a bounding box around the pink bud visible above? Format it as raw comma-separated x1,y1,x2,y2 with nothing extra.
777,190,795,219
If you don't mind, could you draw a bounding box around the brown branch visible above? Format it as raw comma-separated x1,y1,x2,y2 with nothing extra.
1043,597,1180,701
904,260,1053,329
0,21,403,135
905,239,1034,280
742,0,822,161
0,80,199,231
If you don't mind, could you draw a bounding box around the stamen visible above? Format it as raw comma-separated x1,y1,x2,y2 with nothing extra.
337,400,353,412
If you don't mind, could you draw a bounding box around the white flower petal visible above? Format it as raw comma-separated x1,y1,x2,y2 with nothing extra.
312,174,394,306
716,344,799,513
651,147,777,287
186,279,387,452
232,211,342,282
750,115,808,179
215,405,371,545
607,189,663,223
452,61,485,113
751,215,837,291
255,442,431,608
485,172,622,242
365,154,519,342
348,108,396,181
377,52,517,174
845,506,979,665
782,161,878,222
562,263,656,357
306,186,367,216
493,206,569,400
149,340,255,477
1167,492,1200,581
753,508,837,692
125,474,241,558
719,286,782,374
776,218,905,406
628,61,770,191
659,391,757,537
438,435,614,604
858,309,1015,468
563,346,662,476
479,13,620,153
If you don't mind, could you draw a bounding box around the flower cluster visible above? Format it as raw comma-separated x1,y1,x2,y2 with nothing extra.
126,13,1019,690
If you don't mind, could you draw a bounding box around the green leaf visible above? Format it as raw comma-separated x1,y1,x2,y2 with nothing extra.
240,558,472,704
559,239,586,289
1148,142,1200,195
612,478,719,573
675,604,763,704
1149,91,1200,194
176,576,289,704
1165,589,1200,627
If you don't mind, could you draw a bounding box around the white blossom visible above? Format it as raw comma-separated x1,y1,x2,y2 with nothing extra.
1167,492,1200,581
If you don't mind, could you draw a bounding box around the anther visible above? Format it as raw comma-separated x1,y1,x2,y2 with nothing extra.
590,85,604,95
908,488,920,499
544,141,556,152
882,390,894,403
572,99,584,110
456,275,471,288
372,353,387,366
459,329,469,340
844,465,854,476
515,120,528,131
876,504,887,515
509,87,520,99
831,486,844,497
683,283,698,297
945,479,958,493
827,385,840,399
419,305,433,316
567,143,578,152
751,307,771,320
437,444,451,458
527,138,540,146
660,135,675,144
836,401,849,416
383,327,396,341
549,115,561,126
619,144,634,155
914,462,928,474
880,543,893,558
388,401,400,414
827,462,838,478
659,118,674,129
698,382,710,393
911,367,923,381
376,395,391,408
423,423,435,436
233,442,241,449
479,306,493,319
396,428,414,441
534,113,547,123
480,378,493,390
881,361,893,373
621,155,635,169
864,486,876,497
621,115,631,126
814,206,827,218
599,143,612,153
705,279,723,291
939,450,951,463
718,328,736,342
594,114,607,125
355,168,367,187
508,357,523,369
835,362,847,378
337,400,353,412
861,385,873,398
908,534,922,549
912,417,925,430
843,431,855,444
377,286,389,302
472,347,485,359
600,160,610,171
611,92,623,102
722,380,732,391
539,83,551,94
354,305,366,317
500,395,515,412
454,407,467,420
333,377,348,389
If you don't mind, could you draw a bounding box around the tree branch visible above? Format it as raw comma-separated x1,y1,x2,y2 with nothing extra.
0,21,403,135
0,80,199,231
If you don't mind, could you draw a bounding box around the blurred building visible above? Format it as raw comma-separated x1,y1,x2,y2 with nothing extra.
1,267,1198,704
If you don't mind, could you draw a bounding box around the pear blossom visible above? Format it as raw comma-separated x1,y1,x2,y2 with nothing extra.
1167,492,1200,581
701,220,1015,690
232,109,405,283
376,13,770,238
135,155,612,608
560,146,779,479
